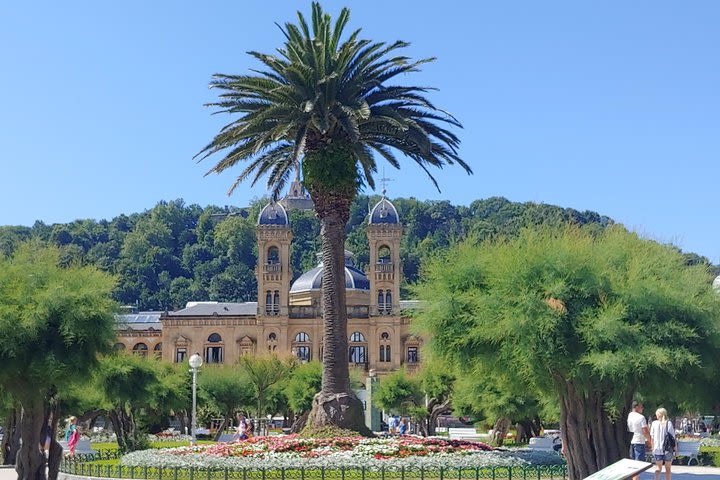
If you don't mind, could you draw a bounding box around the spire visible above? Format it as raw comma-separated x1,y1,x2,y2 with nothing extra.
279,161,314,211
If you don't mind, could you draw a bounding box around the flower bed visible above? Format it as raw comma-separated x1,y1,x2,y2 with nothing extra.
121,435,564,470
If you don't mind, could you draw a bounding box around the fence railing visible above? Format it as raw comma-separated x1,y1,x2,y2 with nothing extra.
60,452,567,480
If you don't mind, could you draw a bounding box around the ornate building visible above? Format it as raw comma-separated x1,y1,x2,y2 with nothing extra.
115,196,421,374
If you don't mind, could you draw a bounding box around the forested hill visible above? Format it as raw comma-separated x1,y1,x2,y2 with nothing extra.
0,196,714,311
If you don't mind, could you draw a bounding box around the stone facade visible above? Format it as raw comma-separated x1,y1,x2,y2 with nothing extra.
114,197,422,374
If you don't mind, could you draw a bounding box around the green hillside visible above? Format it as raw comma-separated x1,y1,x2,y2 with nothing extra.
0,195,714,311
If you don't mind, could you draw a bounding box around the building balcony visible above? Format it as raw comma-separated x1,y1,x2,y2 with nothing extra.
375,262,394,273
264,263,282,273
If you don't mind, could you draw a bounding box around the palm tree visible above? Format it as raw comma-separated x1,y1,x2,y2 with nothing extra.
196,2,471,433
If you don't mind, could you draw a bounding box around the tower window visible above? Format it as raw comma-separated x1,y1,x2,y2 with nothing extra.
267,246,280,264
378,245,392,263
265,290,280,315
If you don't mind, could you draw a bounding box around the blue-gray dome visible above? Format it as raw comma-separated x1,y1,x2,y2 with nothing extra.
369,198,399,224
290,263,370,293
258,202,289,226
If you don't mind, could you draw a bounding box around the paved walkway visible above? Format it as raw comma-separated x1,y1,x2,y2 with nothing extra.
639,465,720,479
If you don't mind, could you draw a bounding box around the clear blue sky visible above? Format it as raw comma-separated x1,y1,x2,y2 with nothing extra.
1,1,718,263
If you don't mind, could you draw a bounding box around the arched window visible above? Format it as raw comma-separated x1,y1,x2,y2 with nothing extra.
268,332,277,341
292,332,311,361
265,290,273,315
265,290,280,315
267,246,280,264
132,343,148,356
114,343,126,351
379,332,391,363
378,245,392,263
206,333,223,364
350,332,366,342
377,290,385,308
349,332,367,365
384,290,392,314
153,343,162,358
273,290,280,314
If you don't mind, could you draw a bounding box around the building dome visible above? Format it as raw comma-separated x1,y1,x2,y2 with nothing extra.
257,202,289,226
369,197,399,224
290,254,370,293
713,275,720,292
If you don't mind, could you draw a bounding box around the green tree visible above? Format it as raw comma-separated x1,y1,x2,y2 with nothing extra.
0,243,117,480
238,354,294,419
373,365,453,436
283,361,322,431
199,365,255,440
195,3,470,432
94,354,162,453
415,226,720,479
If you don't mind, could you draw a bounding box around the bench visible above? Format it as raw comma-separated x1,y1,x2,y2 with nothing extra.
448,428,485,441
677,441,700,465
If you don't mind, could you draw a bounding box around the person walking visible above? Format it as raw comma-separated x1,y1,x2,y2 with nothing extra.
64,416,80,457
650,408,678,480
627,401,651,480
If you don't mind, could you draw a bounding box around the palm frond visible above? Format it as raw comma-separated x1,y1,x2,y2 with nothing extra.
197,2,469,197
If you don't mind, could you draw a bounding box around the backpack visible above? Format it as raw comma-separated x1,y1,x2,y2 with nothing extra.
663,422,676,452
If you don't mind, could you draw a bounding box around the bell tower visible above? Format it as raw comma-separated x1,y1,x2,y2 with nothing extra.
367,192,402,316
256,202,293,317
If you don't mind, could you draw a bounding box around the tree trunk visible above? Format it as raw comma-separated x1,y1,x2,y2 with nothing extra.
558,381,628,480
1,407,21,466
289,411,309,433
426,398,452,437
108,406,144,453
178,410,189,435
46,401,62,480
492,417,511,446
16,400,46,480
305,189,370,435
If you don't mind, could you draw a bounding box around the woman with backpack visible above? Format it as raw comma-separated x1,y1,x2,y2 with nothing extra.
650,408,678,480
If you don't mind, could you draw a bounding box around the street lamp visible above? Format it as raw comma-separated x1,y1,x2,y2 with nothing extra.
188,352,203,446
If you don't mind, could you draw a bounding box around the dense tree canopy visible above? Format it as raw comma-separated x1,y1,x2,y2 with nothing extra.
0,243,117,480
415,226,720,480
0,196,641,311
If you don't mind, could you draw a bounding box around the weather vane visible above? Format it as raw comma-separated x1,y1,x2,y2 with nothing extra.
379,168,394,197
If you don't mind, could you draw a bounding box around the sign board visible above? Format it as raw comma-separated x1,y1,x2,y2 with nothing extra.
583,458,653,480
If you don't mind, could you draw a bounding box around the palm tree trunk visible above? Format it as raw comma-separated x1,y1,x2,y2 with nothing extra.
305,189,371,435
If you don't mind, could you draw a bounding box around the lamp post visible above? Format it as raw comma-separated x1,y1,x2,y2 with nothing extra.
188,352,203,446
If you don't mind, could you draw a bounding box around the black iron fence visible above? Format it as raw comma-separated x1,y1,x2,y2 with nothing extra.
60,452,567,480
